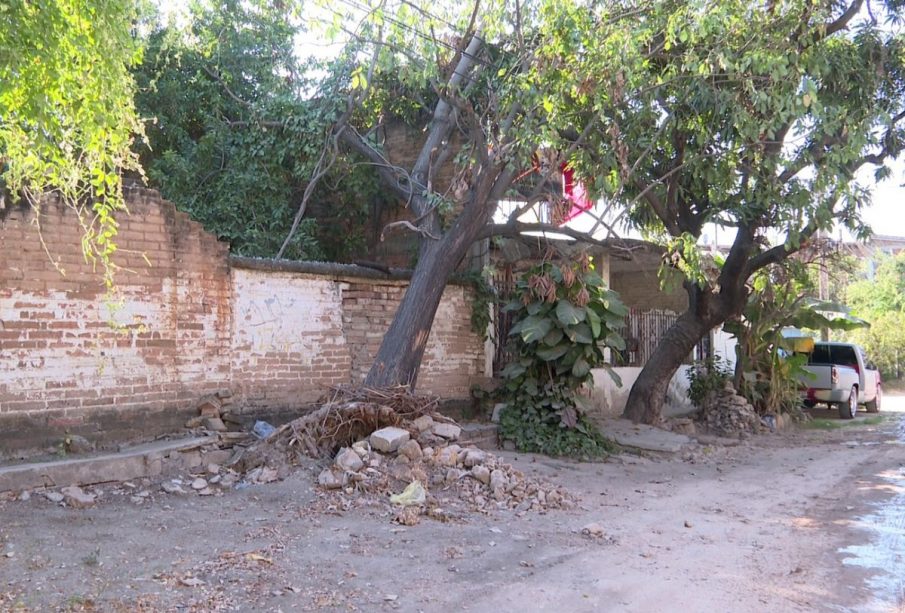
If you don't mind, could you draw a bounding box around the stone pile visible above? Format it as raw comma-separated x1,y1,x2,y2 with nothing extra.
696,382,765,437
315,413,575,521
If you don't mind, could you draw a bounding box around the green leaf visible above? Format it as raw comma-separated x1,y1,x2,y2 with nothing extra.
556,300,585,326
572,357,590,378
542,327,565,346
586,308,602,338
565,322,593,344
520,315,554,343
500,362,526,379
605,332,626,351
536,343,571,361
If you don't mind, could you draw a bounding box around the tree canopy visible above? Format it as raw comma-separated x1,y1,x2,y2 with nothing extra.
0,0,143,283
133,0,381,261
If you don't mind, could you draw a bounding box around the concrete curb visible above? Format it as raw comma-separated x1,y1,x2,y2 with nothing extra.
0,436,216,493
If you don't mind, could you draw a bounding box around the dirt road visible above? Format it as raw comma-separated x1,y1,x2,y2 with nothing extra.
1,402,904,612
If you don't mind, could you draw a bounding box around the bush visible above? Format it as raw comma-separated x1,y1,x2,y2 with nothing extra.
686,356,732,408
497,255,625,458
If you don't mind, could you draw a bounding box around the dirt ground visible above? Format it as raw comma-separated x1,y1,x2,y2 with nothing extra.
1,400,904,612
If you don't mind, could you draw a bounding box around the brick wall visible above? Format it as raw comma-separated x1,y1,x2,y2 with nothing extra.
342,281,484,398
610,270,689,313
0,191,486,455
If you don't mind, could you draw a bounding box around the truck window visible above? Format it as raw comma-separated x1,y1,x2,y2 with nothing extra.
833,346,858,367
809,345,832,365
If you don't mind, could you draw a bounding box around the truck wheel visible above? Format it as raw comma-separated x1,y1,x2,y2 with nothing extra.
866,386,881,413
839,386,858,420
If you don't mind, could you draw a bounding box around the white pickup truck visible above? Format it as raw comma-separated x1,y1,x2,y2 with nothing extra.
800,341,882,419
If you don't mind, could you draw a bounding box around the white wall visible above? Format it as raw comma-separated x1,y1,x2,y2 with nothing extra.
589,365,695,418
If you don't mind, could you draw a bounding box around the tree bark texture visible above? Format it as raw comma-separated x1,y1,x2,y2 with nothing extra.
621,310,712,424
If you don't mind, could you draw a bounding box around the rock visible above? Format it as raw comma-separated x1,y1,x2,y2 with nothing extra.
435,447,459,467
44,492,65,504
445,468,463,484
471,465,491,485
412,415,434,433
462,449,486,468
61,486,95,509
161,481,186,495
431,422,462,441
18,491,30,502
247,466,278,484
209,475,221,484
398,440,423,461
582,522,606,537
335,447,364,473
191,478,208,490
206,463,220,475
220,473,237,488
352,440,371,458
489,469,508,493
318,468,345,489
197,487,213,496
201,417,227,432
370,427,410,453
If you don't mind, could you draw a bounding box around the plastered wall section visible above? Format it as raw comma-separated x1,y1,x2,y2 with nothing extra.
230,270,351,407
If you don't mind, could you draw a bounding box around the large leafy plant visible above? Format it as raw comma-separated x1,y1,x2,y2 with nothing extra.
498,254,626,457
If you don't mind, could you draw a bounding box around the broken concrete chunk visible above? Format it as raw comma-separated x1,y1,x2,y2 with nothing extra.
471,465,491,485
61,486,95,509
412,415,434,433
398,440,423,461
431,422,462,441
370,427,410,453
43,491,64,503
462,449,486,468
318,468,345,490
352,440,371,458
581,522,606,538
161,481,186,495
202,417,227,432
335,447,364,473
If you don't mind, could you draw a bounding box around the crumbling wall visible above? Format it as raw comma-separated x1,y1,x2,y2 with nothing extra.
0,190,486,455
0,189,232,452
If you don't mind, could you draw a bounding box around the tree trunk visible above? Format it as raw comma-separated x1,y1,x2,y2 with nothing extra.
622,310,711,424
364,204,493,390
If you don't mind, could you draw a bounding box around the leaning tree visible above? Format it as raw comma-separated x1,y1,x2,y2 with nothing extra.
538,0,905,422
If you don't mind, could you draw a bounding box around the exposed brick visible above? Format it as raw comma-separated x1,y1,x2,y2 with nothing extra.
0,190,486,455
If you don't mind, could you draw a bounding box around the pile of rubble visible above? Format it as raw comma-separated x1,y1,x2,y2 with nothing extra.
313,413,575,523
695,382,766,437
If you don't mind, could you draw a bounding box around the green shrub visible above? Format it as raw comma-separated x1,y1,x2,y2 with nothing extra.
498,255,625,458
